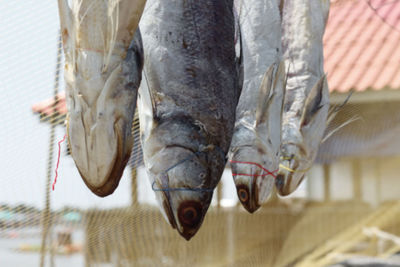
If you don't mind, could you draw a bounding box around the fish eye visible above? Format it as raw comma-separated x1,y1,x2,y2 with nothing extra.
236,185,249,203
199,172,206,179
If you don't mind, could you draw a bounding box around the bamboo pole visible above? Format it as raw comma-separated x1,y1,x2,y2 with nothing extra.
217,181,222,208
352,160,362,201
296,202,400,267
323,164,331,202
131,167,138,207
39,32,62,267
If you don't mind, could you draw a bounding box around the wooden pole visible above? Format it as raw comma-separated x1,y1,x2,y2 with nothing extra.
376,160,382,204
323,164,331,202
352,160,362,201
131,167,138,207
217,180,223,208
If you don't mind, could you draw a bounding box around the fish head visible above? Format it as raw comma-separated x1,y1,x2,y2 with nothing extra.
58,0,146,196
277,76,329,196
64,31,143,197
230,143,277,213
144,119,225,240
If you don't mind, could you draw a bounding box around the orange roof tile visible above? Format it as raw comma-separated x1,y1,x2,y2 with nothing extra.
31,91,67,116
32,0,400,115
325,0,400,92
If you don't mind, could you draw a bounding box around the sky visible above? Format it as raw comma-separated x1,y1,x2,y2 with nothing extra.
0,1,306,210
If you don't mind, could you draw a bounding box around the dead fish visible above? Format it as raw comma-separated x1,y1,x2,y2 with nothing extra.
138,0,238,240
57,0,146,196
276,0,330,196
230,0,285,213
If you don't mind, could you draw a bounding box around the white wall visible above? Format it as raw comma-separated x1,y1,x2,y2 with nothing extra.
306,157,400,205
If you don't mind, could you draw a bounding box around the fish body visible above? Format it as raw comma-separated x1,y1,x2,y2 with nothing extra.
57,0,146,196
230,0,285,213
139,0,238,240
276,0,330,196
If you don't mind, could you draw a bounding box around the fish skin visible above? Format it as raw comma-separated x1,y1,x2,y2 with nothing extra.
276,0,330,196
57,0,146,196
230,0,285,213
139,0,238,240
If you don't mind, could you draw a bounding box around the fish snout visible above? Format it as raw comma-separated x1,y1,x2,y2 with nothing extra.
276,159,304,196
148,145,215,240
231,154,275,213
235,184,260,213
177,200,204,240
231,160,260,212
153,187,210,240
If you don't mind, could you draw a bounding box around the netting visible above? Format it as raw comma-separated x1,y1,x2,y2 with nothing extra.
2,0,400,266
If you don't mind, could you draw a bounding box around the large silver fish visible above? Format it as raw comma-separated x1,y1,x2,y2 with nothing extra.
276,0,330,196
139,0,238,240
230,0,285,213
57,0,146,196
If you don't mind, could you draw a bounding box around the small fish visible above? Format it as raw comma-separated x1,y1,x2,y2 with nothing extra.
57,0,146,196
229,0,285,213
276,0,330,196
139,0,239,240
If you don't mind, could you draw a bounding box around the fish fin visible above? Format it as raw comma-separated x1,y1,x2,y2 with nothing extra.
256,62,286,153
326,90,353,126
273,61,287,126
142,69,157,118
255,65,275,126
235,12,244,105
57,0,73,46
300,75,330,130
137,69,155,142
255,62,286,127
322,115,360,143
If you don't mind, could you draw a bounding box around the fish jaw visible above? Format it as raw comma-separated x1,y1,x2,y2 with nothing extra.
276,140,308,196
65,33,143,197
146,146,215,240
276,158,305,196
230,146,275,213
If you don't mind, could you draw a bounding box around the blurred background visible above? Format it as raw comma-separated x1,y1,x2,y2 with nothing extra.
1,0,400,266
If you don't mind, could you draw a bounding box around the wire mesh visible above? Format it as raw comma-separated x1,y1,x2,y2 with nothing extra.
2,0,400,267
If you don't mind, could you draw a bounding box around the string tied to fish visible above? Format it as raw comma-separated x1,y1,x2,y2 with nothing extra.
151,144,226,193
279,156,312,174
230,160,278,179
52,133,67,191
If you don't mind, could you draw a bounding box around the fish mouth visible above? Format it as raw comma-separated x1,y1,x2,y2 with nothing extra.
148,146,213,240
177,200,204,240
67,117,131,197
231,157,274,213
236,183,260,213
276,160,304,196
156,188,209,240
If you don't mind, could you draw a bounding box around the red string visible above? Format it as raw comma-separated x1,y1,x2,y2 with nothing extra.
230,160,278,178
52,134,67,191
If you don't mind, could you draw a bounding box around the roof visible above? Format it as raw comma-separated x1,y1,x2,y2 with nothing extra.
31,91,67,116
32,0,400,114
325,0,400,93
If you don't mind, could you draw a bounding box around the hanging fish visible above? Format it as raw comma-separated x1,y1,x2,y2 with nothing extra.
229,0,286,213
138,0,239,240
276,0,330,196
57,0,146,196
